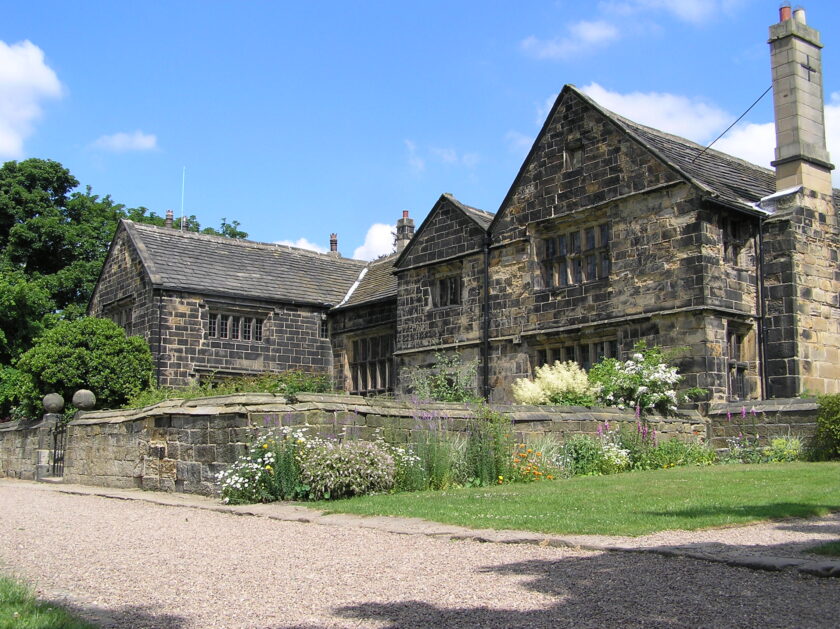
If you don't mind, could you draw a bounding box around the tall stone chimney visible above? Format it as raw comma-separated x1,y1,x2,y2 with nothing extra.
165,209,174,229
329,233,340,257
769,4,834,196
395,210,414,252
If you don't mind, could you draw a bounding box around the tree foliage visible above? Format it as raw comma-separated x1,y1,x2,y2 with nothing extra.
0,157,247,370
14,317,154,417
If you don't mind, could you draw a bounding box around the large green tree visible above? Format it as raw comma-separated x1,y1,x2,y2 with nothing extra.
0,158,248,363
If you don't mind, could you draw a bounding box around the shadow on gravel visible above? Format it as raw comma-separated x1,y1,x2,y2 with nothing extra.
331,553,837,629
43,597,188,629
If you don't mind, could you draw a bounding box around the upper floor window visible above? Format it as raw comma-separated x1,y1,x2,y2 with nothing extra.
433,276,461,308
105,300,133,335
208,312,265,342
540,223,610,289
720,216,751,265
564,146,583,171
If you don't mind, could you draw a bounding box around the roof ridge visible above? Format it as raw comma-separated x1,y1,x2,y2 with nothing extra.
125,220,367,265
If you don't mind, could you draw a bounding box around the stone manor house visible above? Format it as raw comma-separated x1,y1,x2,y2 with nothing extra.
90,7,839,405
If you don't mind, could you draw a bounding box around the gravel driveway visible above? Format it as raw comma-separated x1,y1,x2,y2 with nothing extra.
1,480,838,628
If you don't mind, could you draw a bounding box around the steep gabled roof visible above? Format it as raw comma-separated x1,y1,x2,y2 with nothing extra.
490,84,820,234
394,193,494,269
333,253,398,310
445,194,495,230
121,220,367,305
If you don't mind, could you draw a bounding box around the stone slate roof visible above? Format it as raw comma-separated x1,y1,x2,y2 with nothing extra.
444,193,495,230
122,220,367,305
570,86,777,210
334,253,398,310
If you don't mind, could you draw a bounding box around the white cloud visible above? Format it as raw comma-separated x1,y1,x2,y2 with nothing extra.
0,40,61,158
431,147,457,163
275,237,328,253
713,122,775,169
598,0,746,24
536,94,558,125
430,146,480,168
521,20,620,61
405,139,425,174
581,82,730,143
92,130,158,152
505,130,533,156
353,223,395,260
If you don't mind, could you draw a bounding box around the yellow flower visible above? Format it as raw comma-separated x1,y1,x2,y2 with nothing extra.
498,475,504,480
262,444,268,449
527,449,533,453
536,452,542,457
265,465,272,471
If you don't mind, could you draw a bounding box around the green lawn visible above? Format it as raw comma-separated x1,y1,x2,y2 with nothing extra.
310,462,840,537
0,576,95,629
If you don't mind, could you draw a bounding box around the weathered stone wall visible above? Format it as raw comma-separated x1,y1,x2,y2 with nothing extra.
88,225,159,351
2,393,708,494
155,294,333,387
706,398,820,450
0,416,58,481
761,189,840,397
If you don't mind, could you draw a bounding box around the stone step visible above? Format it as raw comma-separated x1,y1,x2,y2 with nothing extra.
38,476,64,484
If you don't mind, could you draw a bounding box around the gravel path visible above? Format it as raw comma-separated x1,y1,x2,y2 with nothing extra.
1,480,839,628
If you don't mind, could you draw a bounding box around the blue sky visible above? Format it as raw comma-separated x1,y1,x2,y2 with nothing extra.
3,1,838,259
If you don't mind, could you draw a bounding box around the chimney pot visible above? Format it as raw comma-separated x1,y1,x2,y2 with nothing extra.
165,209,174,229
792,7,806,24
329,233,339,255
779,3,791,21
402,210,409,219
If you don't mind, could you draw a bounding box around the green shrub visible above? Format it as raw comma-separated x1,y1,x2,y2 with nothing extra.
588,342,700,414
0,366,29,421
462,405,513,486
125,370,330,408
767,436,803,463
512,361,598,406
298,439,395,500
815,394,840,459
561,435,605,476
407,352,480,403
14,317,153,416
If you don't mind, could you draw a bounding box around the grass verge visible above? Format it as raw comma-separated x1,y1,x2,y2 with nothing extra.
0,576,95,629
807,541,840,557
310,462,840,537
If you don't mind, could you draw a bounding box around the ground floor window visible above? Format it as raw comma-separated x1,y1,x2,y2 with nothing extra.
105,300,133,335
535,338,618,372
350,334,394,396
727,325,748,401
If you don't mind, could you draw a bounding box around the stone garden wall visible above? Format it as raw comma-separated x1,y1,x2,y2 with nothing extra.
705,398,820,450
0,415,59,481
0,393,822,497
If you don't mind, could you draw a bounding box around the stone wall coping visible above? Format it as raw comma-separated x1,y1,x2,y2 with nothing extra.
0,417,57,432
66,392,705,427
707,398,819,416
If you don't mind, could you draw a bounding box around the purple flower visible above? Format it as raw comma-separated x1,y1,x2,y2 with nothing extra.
597,424,603,436
727,411,732,422
635,404,641,419
741,406,747,419
604,420,610,431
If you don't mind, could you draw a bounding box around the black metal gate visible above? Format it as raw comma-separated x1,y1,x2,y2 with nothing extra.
51,422,67,477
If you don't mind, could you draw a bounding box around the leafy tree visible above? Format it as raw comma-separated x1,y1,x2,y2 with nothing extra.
15,317,154,416
0,270,55,364
0,157,248,364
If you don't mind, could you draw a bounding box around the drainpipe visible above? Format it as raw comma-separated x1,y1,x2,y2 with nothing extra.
482,233,491,400
755,218,768,399
156,290,163,386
